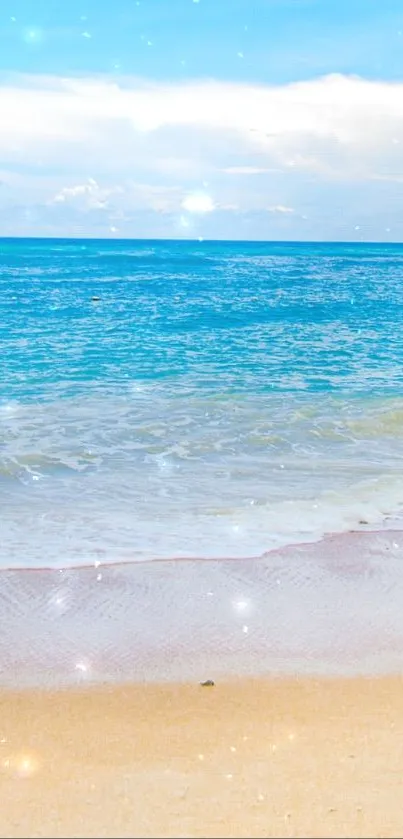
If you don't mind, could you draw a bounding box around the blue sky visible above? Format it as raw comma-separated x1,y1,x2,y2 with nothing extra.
1,0,403,239
3,0,403,82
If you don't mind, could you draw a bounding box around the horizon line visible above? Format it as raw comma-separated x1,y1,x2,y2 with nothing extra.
0,236,402,246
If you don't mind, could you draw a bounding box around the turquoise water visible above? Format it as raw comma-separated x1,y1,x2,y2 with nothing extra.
2,237,403,569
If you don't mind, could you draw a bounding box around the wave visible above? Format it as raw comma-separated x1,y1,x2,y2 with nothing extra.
1,469,403,569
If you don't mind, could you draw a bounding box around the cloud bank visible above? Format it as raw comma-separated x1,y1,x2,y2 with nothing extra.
0,72,402,239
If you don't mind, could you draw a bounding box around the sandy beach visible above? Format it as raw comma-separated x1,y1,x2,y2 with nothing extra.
2,533,403,837
1,675,402,838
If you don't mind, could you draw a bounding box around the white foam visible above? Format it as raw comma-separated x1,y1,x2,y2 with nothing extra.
3,392,403,568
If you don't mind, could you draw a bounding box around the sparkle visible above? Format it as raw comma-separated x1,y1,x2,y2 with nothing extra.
17,756,38,778
23,27,43,44
242,625,249,634
4,753,40,778
75,661,88,673
82,31,92,38
181,193,214,215
232,598,250,614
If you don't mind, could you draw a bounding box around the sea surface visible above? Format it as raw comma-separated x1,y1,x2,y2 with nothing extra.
2,237,403,571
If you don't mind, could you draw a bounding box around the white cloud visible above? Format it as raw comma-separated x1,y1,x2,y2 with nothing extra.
224,166,281,175
267,205,295,214
51,178,118,209
1,71,403,182
1,71,403,237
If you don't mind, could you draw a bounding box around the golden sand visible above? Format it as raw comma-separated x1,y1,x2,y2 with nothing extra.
1,675,402,838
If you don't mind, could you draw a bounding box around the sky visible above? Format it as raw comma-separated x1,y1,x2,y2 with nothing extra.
1,0,403,240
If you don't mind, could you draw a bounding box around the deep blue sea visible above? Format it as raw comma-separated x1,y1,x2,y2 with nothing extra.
2,237,403,569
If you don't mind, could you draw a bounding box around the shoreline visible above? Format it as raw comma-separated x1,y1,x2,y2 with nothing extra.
1,674,403,838
2,522,401,573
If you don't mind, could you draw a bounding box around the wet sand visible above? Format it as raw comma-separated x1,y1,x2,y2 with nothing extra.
2,529,403,688
1,675,403,838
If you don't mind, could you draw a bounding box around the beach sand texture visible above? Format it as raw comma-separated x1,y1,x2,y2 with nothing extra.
1,676,403,838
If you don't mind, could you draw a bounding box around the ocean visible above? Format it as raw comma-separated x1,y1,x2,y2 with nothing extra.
2,237,403,571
